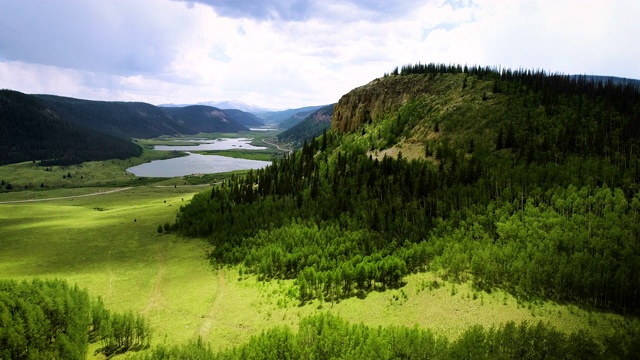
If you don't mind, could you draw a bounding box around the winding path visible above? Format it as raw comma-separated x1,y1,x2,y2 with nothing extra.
142,242,168,314
198,270,228,337
262,138,292,154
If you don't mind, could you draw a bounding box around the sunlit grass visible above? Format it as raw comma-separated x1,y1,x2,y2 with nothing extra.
0,186,631,358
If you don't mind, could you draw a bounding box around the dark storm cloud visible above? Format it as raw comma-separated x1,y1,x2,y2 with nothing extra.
0,1,179,75
178,0,428,21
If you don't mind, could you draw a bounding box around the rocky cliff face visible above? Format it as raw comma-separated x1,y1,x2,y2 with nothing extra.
331,75,434,133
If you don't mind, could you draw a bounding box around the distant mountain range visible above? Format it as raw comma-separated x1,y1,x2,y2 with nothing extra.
258,105,327,125
35,95,261,138
159,101,329,126
570,75,640,87
159,100,275,114
0,90,268,165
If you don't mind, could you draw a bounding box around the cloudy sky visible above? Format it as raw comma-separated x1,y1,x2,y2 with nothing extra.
0,0,638,109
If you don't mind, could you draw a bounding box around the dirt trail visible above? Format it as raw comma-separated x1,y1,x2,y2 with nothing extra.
198,270,228,337
105,249,115,305
142,242,167,314
262,139,292,154
0,187,133,204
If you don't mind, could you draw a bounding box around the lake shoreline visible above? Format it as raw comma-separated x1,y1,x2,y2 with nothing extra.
127,138,274,177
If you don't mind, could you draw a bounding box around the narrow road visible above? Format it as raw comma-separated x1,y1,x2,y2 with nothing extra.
153,184,212,188
263,138,292,154
0,187,133,204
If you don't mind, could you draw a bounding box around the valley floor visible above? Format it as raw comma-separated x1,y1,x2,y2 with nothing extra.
0,186,631,359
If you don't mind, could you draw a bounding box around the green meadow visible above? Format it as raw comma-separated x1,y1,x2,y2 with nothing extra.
0,134,632,358
0,147,183,191
0,185,629,359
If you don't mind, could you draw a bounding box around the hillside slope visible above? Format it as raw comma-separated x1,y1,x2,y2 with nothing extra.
278,109,318,129
257,105,325,125
37,95,249,138
175,64,640,317
0,91,262,165
0,90,141,166
219,108,264,127
276,104,334,149
161,106,249,133
334,66,640,163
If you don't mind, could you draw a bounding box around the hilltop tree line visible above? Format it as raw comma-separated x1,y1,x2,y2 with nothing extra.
386,63,640,160
0,278,151,359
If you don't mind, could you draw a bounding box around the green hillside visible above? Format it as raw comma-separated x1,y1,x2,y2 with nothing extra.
278,109,318,129
0,90,142,166
257,105,324,125
4,64,640,358
0,91,263,166
37,95,250,138
276,104,334,149
168,65,640,355
220,108,264,127
161,105,249,133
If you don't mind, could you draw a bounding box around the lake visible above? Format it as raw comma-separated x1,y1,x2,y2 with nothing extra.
126,138,271,177
153,137,267,151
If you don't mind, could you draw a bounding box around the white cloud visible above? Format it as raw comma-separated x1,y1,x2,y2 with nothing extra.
0,0,638,109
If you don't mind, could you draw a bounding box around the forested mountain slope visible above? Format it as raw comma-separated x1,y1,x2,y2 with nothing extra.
174,64,640,317
0,90,142,166
0,91,261,165
219,108,264,127
257,105,324,125
160,106,249,133
278,109,318,129
276,104,334,149
37,95,249,138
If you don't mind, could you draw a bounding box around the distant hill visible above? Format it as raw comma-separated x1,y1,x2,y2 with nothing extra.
570,75,640,87
276,104,334,148
159,102,326,127
0,91,263,165
0,90,141,166
197,100,274,114
219,109,264,127
257,105,325,125
278,109,318,129
161,106,249,133
36,95,249,138
158,100,274,114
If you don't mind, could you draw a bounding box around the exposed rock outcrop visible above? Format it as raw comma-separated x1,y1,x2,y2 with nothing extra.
331,75,434,133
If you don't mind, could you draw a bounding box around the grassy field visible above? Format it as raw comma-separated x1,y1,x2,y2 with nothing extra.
0,147,184,191
0,185,630,359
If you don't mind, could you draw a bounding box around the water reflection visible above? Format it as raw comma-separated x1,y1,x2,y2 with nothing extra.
154,138,266,151
127,152,271,178
127,138,271,177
